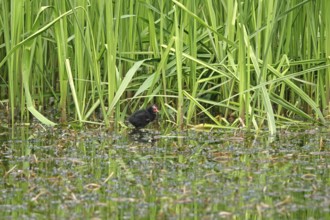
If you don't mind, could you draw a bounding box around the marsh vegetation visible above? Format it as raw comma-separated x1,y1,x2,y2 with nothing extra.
1,1,330,219
0,0,329,132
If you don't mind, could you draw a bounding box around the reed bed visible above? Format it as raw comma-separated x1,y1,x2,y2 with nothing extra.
0,0,329,134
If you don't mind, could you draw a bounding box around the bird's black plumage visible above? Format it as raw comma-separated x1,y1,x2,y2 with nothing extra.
128,105,159,128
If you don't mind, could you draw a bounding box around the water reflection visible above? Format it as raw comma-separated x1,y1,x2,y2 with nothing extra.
128,129,158,143
0,125,329,219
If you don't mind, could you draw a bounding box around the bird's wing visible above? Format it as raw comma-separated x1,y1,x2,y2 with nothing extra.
130,110,150,121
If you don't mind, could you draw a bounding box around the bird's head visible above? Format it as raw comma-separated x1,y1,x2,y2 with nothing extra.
151,104,159,113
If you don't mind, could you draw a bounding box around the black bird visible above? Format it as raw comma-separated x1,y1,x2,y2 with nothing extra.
128,104,159,129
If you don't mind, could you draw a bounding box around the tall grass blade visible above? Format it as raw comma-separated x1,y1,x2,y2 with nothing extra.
65,59,82,122
107,59,149,115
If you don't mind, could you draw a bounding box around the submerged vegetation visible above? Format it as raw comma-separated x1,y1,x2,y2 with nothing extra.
0,124,330,220
0,0,330,133
0,126,329,219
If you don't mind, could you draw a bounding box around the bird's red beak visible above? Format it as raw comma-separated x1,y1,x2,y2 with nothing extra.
153,105,159,113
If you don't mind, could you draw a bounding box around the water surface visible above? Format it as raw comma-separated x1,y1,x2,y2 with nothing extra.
0,125,329,219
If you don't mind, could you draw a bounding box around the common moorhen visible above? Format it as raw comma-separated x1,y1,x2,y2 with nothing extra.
128,104,159,129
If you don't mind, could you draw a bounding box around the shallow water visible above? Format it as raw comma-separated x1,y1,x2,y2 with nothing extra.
0,125,329,219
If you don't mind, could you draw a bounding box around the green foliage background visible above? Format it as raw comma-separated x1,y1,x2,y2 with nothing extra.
0,0,329,133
